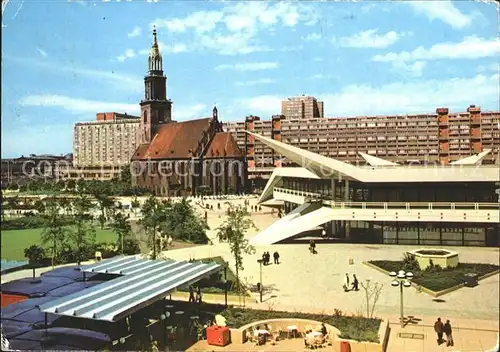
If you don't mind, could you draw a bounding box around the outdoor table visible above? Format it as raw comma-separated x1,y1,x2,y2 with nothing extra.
306,331,324,347
165,305,174,309
253,329,270,337
287,325,298,338
190,316,200,320
175,311,184,315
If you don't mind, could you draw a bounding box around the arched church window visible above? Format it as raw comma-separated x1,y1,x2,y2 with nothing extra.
144,111,148,123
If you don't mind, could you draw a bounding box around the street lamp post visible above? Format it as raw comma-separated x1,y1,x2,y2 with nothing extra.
257,259,263,303
390,270,413,328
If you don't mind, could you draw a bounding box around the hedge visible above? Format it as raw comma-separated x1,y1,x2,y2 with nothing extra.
220,307,381,342
1,215,75,231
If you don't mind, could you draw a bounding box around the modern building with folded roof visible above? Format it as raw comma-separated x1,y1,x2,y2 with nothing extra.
130,29,246,196
249,131,500,247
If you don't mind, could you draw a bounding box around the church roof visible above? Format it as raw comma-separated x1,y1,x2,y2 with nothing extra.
132,119,243,161
205,132,243,158
132,118,212,160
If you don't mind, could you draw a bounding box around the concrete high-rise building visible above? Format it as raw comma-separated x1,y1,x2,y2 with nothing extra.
72,112,140,179
281,95,324,119
224,105,500,190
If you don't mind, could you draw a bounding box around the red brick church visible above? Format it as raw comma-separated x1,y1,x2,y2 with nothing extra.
131,29,246,196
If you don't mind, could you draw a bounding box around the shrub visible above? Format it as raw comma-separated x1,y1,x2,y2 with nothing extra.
402,252,421,273
220,307,381,342
24,245,45,265
1,215,74,231
123,238,141,255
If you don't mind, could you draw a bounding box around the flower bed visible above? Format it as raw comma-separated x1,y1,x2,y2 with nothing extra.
369,260,499,292
219,307,381,343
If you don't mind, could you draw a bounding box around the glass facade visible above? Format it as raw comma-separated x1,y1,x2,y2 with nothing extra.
279,177,499,247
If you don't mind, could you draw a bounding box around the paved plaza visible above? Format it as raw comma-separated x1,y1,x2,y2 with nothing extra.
163,197,500,322
3,196,499,351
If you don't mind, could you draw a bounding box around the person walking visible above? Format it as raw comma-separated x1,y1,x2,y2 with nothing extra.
443,319,453,347
343,273,350,292
434,317,444,344
262,252,267,265
188,285,195,303
273,251,280,264
196,287,202,304
265,252,271,265
351,274,359,291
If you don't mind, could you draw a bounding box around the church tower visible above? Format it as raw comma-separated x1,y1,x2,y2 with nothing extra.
140,27,173,144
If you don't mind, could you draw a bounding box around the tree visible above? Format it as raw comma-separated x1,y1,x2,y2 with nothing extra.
69,191,96,265
139,196,166,259
110,208,133,254
166,198,208,244
360,279,384,319
216,203,256,297
131,196,140,214
40,199,68,268
92,189,115,229
24,245,45,279
66,179,76,190
120,164,132,184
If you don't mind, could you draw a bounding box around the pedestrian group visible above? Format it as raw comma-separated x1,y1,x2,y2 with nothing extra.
434,317,454,347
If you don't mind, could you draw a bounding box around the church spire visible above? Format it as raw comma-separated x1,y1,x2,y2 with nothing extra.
148,26,162,72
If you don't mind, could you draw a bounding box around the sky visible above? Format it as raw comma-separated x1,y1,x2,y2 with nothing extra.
1,0,499,158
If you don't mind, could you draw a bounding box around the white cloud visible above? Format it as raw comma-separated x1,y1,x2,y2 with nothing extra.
214,62,279,72
116,48,136,62
406,0,472,29
318,73,499,116
235,78,276,86
373,36,500,62
168,43,188,54
477,63,499,73
235,95,283,116
233,74,499,118
36,47,47,57
303,32,322,41
337,29,401,49
127,26,142,38
173,103,207,120
391,61,427,78
154,10,223,34
18,95,140,115
8,56,142,92
313,57,324,62
152,2,315,55
310,74,325,80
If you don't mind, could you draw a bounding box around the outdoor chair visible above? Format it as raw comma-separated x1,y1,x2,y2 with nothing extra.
255,334,266,346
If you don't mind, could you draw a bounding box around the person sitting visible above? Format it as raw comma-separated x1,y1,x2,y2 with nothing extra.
320,323,327,337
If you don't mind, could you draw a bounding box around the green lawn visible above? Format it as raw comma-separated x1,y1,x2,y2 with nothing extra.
1,226,117,261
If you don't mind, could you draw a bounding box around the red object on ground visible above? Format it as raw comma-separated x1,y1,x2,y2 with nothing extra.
1,293,28,307
206,325,231,346
340,340,351,352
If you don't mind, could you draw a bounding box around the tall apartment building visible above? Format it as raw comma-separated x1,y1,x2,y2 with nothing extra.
281,95,324,119
72,112,140,180
224,105,500,189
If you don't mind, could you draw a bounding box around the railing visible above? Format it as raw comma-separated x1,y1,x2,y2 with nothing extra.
273,187,500,211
